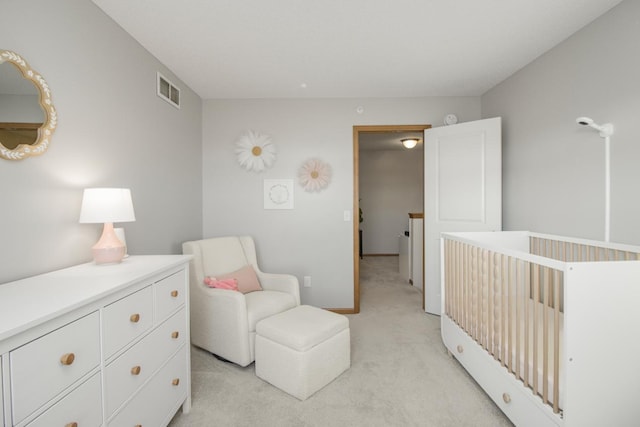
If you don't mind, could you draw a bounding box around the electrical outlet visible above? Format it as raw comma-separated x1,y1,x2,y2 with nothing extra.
303,276,312,287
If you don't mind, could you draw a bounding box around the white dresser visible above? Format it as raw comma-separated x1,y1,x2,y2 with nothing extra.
0,255,192,427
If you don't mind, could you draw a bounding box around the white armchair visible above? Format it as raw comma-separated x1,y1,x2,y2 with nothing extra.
182,236,300,367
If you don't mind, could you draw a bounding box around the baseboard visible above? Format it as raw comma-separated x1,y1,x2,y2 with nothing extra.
362,253,399,257
326,308,357,314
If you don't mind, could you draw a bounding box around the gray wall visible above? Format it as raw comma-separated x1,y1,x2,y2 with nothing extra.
482,0,640,245
359,148,423,254
203,97,480,309
0,0,203,284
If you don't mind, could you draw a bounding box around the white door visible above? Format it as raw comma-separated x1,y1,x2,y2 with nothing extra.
423,117,502,315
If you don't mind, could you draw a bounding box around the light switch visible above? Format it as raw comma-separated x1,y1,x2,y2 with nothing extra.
343,210,351,221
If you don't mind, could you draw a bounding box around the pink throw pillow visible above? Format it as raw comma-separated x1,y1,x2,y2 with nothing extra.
216,264,262,294
204,277,239,291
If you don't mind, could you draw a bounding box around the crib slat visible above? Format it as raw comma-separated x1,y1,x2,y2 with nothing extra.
456,242,461,327
553,269,561,414
483,249,489,351
456,241,461,323
444,241,449,315
463,243,468,330
501,253,507,367
532,263,539,396
542,267,550,404
509,257,515,374
480,249,486,349
515,259,520,378
449,242,455,318
463,243,468,333
523,261,530,387
473,246,479,342
489,250,494,356
495,251,500,359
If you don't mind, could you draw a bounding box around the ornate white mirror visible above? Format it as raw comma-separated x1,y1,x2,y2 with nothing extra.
0,50,57,160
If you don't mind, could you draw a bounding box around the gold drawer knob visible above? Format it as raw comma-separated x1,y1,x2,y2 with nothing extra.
171,331,179,339
130,313,140,323
65,422,78,427
172,378,180,386
131,365,141,375
456,345,464,354
503,393,511,404
171,290,179,298
60,353,75,365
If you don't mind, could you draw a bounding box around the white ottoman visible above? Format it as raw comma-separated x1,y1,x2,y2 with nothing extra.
255,305,350,400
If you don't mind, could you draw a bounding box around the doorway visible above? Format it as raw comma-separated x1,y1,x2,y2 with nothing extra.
352,124,430,313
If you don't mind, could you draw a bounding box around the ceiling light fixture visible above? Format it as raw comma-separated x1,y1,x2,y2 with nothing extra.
401,138,419,149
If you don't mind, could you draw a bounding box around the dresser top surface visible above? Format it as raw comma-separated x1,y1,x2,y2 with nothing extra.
0,255,191,342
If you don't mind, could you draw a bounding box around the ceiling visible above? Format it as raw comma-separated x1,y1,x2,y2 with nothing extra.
92,0,622,100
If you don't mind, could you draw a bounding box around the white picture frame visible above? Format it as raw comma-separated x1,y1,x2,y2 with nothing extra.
264,179,294,209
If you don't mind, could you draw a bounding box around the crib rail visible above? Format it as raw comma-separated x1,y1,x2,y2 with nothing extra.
529,235,640,262
443,238,563,414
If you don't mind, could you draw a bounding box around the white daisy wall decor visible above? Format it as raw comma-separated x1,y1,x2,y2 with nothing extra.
298,158,332,192
235,130,276,172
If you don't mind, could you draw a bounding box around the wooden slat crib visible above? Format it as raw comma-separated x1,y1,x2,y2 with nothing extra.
440,231,640,427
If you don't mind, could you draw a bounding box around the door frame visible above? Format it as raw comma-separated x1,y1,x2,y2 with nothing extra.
352,124,431,313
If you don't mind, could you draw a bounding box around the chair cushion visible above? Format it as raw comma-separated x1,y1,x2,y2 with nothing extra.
216,264,262,294
256,305,349,352
245,291,297,332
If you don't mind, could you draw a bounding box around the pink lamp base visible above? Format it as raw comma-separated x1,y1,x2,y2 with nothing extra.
92,222,126,264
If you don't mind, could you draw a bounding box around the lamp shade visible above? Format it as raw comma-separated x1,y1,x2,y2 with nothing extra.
79,188,136,224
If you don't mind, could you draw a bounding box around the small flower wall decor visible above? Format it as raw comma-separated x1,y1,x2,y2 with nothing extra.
235,130,276,172
298,158,332,192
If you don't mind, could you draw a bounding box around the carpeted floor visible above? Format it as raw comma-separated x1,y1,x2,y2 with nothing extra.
168,256,513,427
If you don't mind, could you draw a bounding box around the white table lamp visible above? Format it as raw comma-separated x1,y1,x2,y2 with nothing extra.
79,188,136,264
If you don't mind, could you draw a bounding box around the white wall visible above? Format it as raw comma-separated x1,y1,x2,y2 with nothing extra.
203,97,479,309
359,148,423,254
482,0,640,245
0,0,203,284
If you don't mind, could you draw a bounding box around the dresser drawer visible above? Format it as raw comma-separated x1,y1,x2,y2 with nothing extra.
25,372,102,427
155,270,186,321
108,345,187,427
105,307,186,416
10,311,100,425
103,285,153,358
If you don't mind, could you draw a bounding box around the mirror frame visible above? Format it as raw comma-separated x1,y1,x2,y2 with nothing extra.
0,50,57,160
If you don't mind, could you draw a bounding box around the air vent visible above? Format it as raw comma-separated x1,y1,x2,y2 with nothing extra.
157,72,180,109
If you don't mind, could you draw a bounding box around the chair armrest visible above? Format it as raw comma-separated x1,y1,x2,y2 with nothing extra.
192,286,248,325
258,272,300,305
189,286,254,365
199,286,245,302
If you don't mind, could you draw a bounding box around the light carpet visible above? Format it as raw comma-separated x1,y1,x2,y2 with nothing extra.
168,256,513,427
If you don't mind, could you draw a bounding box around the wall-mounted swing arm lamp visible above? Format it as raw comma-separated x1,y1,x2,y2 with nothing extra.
576,117,613,138
401,138,419,149
576,117,614,242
